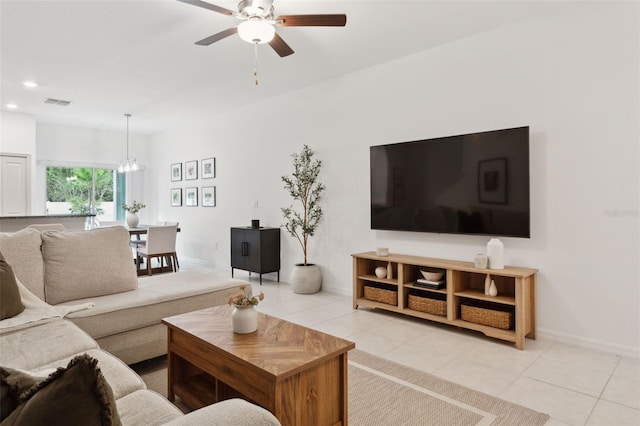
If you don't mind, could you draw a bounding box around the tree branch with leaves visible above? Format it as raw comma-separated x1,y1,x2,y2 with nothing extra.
281,145,326,266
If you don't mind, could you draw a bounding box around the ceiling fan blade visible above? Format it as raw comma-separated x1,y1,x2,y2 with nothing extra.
177,0,239,17
269,33,294,57
275,14,347,27
195,27,238,46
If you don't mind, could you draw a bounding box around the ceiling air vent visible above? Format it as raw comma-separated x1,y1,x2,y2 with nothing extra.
44,98,71,106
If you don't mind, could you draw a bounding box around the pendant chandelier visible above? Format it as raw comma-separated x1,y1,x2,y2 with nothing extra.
118,113,138,173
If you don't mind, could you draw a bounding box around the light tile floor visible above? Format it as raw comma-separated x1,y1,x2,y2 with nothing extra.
183,261,640,426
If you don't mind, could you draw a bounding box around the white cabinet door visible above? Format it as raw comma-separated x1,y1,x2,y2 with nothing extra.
0,155,29,216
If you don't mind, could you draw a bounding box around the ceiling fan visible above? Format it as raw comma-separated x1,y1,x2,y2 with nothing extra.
177,0,347,57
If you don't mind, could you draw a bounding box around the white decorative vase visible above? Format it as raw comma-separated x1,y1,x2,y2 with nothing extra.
126,213,139,228
375,267,387,278
484,274,491,295
291,264,322,294
386,262,393,279
487,238,504,270
232,306,258,334
489,280,498,297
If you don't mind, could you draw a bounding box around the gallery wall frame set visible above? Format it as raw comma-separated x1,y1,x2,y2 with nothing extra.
170,158,217,207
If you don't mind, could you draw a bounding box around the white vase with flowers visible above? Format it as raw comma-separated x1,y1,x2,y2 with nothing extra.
228,285,265,334
123,201,146,228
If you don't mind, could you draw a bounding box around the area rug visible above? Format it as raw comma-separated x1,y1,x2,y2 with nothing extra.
135,349,549,425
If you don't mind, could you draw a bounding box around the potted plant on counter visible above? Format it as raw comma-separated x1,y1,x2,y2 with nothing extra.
281,145,325,294
122,200,145,228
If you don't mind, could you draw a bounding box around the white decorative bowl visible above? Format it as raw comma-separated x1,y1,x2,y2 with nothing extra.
421,270,444,281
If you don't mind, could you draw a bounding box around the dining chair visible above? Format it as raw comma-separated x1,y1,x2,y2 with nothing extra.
129,220,178,251
158,221,180,269
27,223,66,231
135,225,178,276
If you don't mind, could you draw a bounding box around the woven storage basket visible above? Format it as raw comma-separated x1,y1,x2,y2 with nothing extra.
364,286,397,306
461,303,512,330
408,294,446,317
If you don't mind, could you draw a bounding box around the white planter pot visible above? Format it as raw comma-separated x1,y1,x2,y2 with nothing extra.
126,213,139,228
231,306,258,334
291,264,322,294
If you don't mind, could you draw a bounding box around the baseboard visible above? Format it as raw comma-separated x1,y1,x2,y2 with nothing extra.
180,256,227,270
537,328,640,359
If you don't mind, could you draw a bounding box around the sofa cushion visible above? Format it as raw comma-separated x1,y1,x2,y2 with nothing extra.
29,348,146,400
0,228,45,300
2,354,122,426
0,253,24,320
65,270,245,339
164,399,281,426
41,227,137,305
116,390,182,426
0,319,99,371
0,367,45,421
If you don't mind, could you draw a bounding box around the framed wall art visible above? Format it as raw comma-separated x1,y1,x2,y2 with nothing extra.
201,158,216,179
202,186,216,207
171,163,182,182
185,187,198,206
171,188,182,206
478,157,508,204
185,160,198,180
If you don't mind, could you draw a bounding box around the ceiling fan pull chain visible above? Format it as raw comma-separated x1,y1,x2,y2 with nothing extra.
254,42,259,85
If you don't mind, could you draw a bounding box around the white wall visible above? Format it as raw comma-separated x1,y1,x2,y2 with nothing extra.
0,111,37,211
148,2,639,355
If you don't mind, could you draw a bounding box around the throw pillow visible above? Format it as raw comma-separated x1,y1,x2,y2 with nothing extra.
41,227,137,304
0,367,44,421
0,252,25,320
2,354,122,426
0,228,45,300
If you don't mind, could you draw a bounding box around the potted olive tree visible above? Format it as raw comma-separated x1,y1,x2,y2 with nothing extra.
281,145,325,294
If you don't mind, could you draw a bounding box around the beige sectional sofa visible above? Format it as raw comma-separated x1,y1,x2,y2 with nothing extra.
0,226,245,364
0,226,281,425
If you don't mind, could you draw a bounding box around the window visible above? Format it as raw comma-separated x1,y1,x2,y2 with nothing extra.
46,167,126,221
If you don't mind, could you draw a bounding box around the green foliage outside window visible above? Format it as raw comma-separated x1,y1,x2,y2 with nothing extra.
46,167,113,214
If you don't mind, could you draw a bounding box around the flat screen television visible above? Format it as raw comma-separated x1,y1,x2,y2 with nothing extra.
370,126,530,238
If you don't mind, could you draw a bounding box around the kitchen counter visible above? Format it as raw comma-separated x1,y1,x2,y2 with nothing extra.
0,214,95,232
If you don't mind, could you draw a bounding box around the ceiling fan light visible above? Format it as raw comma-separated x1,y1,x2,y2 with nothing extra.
238,19,275,44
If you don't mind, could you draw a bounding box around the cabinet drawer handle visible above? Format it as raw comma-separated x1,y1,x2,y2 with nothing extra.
241,242,248,256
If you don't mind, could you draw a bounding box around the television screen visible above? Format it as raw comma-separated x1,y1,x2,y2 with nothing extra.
370,126,530,238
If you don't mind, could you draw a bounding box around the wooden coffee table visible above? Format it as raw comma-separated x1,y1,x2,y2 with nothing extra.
162,305,355,426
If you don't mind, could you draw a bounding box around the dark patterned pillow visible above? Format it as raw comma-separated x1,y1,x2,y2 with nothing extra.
0,367,44,421
2,354,121,426
0,251,25,320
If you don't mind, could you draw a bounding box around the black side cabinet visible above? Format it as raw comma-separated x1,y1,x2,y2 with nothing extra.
230,227,280,285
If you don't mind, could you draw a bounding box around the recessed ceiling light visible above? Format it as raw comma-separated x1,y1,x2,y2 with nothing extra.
23,81,38,88
6,103,19,109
